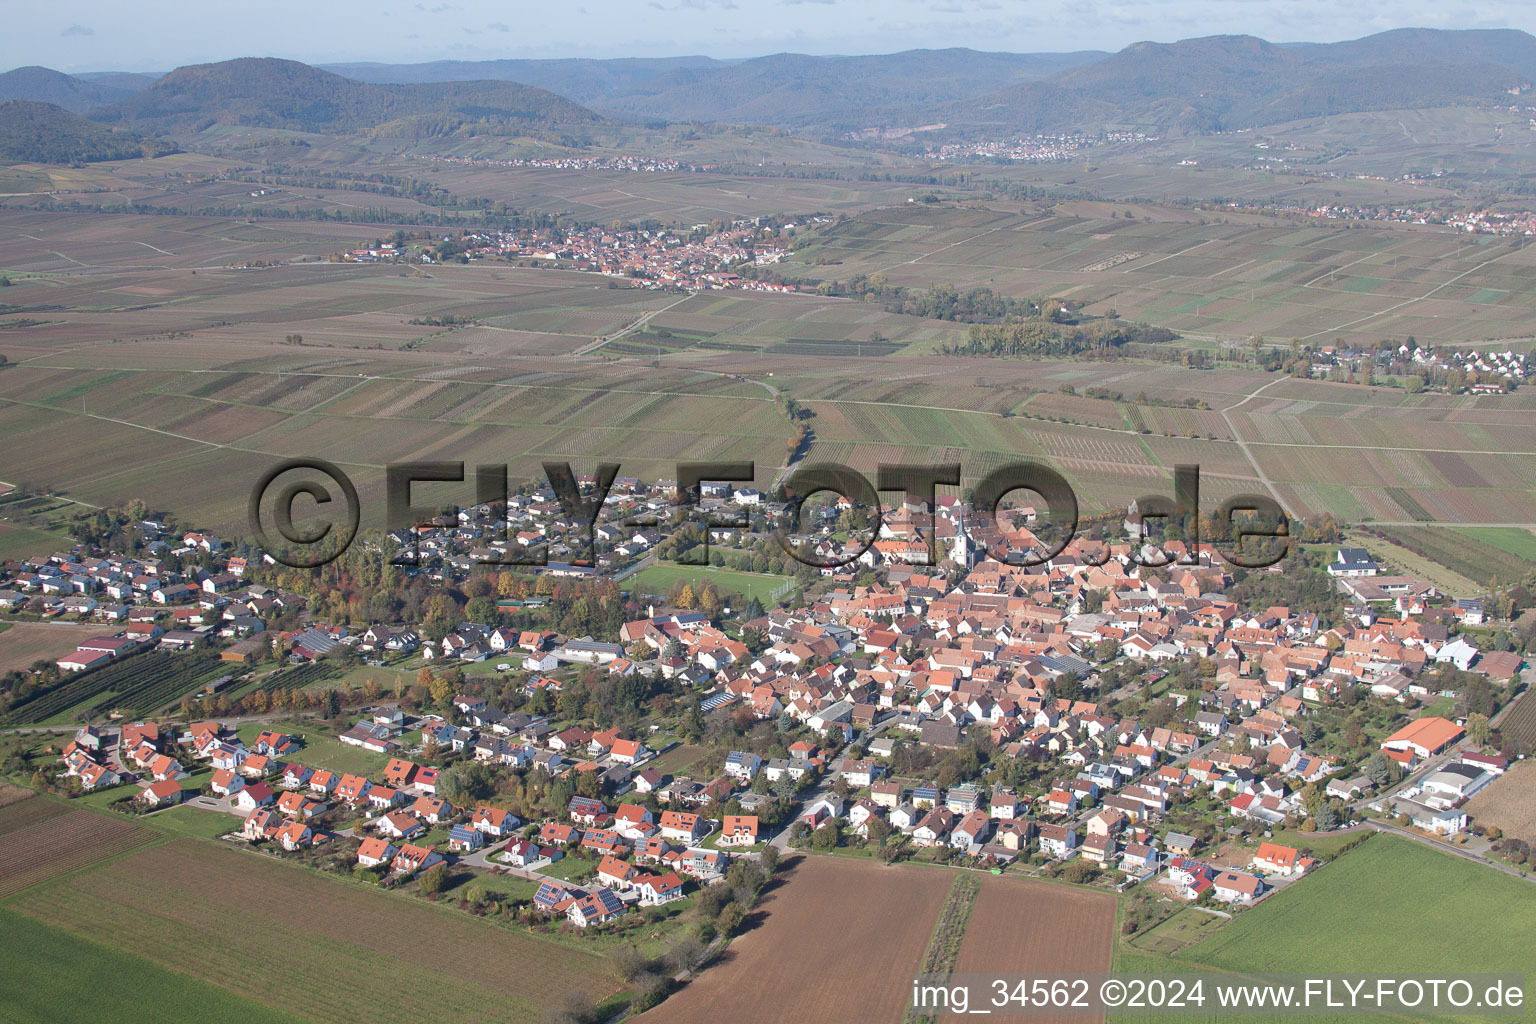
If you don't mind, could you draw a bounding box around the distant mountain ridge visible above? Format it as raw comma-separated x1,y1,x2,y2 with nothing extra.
954,30,1536,132
3,27,1535,139
324,48,1108,127
0,66,139,114
87,57,607,135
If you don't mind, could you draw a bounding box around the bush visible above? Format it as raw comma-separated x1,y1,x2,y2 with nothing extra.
418,863,448,896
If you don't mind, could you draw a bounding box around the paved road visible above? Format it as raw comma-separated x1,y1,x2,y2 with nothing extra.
572,292,696,357
1218,375,1294,517
1362,818,1534,884
0,708,320,737
764,716,915,851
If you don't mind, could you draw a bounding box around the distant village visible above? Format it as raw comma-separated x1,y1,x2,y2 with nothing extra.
335,216,812,292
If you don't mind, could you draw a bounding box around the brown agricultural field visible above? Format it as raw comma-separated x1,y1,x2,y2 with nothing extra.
1499,688,1536,754
0,808,157,898
11,837,616,1023
641,855,953,1024
0,790,71,831
0,782,36,808
1463,759,1536,840
0,623,113,674
941,875,1116,1024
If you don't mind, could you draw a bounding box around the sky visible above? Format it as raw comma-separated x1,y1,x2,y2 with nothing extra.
7,0,1534,72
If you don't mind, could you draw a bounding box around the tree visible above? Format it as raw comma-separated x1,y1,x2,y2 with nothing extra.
716,902,746,937
418,863,448,896
1313,801,1341,831
1060,859,1100,885
607,946,649,984
667,936,706,974
1363,751,1394,788
429,674,454,709
1467,712,1491,748
678,701,705,742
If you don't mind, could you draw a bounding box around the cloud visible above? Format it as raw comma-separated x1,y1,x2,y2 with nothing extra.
488,21,509,31
782,0,836,5
414,2,454,11
60,24,94,37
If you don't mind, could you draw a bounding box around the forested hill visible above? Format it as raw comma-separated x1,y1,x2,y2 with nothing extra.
0,100,176,164
329,49,1107,128
0,66,138,114
952,30,1536,132
88,57,607,135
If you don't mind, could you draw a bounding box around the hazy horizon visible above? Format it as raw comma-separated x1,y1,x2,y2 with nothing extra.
6,2,1535,75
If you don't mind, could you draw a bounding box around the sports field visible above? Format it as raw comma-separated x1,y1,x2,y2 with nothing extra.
627,564,793,605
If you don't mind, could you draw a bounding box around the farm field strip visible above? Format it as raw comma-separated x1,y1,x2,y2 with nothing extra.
0,809,158,899
9,838,614,1024
637,856,953,1024
0,793,72,835
1462,760,1536,841
942,875,1116,1024
0,907,312,1024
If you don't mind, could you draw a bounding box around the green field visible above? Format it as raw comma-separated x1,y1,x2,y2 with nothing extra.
626,563,793,606
145,804,244,840
1115,836,1536,1023
8,837,617,1023
536,855,598,883
0,907,311,1024
1184,837,1534,977
1455,526,1536,562
234,724,396,777
1366,525,1534,588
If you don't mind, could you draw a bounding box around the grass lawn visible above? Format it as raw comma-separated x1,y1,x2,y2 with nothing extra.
71,784,138,811
647,743,706,776
697,830,756,852
296,737,396,776
1260,826,1366,858
537,856,597,883
0,907,309,1024
144,804,242,840
238,723,396,778
445,870,540,904
1128,907,1228,955
627,564,792,606
338,665,426,692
